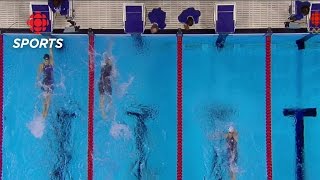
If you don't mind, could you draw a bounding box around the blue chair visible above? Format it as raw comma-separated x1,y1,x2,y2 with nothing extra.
123,3,146,34
214,3,236,34
29,2,53,33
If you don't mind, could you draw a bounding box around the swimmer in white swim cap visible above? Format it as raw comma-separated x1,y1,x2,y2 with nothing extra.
226,126,238,180
228,126,235,133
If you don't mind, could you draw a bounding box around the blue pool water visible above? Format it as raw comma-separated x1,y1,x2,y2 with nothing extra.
4,34,88,179
3,34,320,180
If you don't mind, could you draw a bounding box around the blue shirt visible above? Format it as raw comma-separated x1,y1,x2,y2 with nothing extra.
178,7,201,24
148,8,166,29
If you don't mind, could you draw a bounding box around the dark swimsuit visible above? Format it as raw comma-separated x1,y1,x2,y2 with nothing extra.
227,136,238,164
41,63,54,93
98,63,112,95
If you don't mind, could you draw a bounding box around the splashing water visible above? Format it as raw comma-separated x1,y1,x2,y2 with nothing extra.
103,100,117,122
54,69,66,90
116,76,134,98
27,113,45,138
109,122,132,140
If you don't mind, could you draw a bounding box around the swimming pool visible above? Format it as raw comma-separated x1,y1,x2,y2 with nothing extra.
2,34,320,180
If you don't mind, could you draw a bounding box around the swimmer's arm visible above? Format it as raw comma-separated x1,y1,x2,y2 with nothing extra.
49,47,54,65
37,64,43,80
234,132,239,142
111,64,117,80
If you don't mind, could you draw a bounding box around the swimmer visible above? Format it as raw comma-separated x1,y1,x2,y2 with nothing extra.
225,126,238,180
37,48,54,118
98,56,113,119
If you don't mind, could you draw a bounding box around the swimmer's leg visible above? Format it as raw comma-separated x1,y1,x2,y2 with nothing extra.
99,94,106,119
230,171,236,180
229,161,237,180
104,81,112,112
105,93,112,113
43,92,52,118
104,80,112,116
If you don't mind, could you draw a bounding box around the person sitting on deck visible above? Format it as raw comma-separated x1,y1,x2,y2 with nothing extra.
48,0,70,17
148,7,166,34
289,0,310,22
178,7,201,30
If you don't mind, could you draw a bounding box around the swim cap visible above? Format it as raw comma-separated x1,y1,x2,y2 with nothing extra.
228,126,235,133
43,54,50,60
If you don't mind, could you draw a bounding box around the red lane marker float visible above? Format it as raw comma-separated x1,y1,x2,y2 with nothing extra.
88,30,94,180
265,28,273,180
176,29,183,180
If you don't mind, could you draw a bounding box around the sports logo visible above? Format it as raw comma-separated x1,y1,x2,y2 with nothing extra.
27,12,50,34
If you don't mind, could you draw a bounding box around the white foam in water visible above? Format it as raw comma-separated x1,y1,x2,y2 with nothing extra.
55,71,66,90
104,100,116,121
230,162,239,174
109,122,132,140
27,114,45,138
207,131,226,141
117,76,134,98
105,99,112,112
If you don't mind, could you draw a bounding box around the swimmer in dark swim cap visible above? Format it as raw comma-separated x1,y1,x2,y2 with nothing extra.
37,47,54,118
98,55,113,119
225,126,238,180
